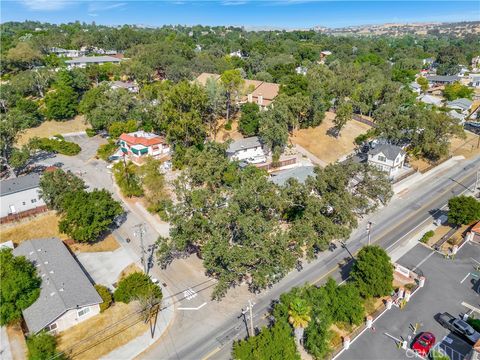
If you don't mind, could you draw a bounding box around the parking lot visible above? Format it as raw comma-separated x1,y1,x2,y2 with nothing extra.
340,242,480,360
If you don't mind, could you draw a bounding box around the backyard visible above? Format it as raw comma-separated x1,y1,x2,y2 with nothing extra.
290,112,372,164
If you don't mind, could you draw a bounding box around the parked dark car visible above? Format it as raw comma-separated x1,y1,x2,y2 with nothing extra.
436,312,480,344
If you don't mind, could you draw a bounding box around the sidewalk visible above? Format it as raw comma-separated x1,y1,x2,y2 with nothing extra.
0,327,13,360
101,271,175,360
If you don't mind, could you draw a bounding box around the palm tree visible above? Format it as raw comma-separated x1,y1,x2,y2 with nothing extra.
288,298,312,345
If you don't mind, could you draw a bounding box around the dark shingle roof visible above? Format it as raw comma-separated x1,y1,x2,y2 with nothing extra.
446,98,473,111
65,56,121,64
13,238,102,334
227,136,262,154
0,173,41,197
426,75,460,83
368,144,405,161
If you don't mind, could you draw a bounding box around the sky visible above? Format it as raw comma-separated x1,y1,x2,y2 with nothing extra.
1,1,479,29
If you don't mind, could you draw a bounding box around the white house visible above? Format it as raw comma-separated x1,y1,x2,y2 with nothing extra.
119,131,170,165
417,94,443,107
227,136,267,164
409,81,422,94
49,47,84,58
229,50,243,58
0,173,46,220
446,98,473,113
65,55,122,69
367,144,406,178
470,75,480,88
13,238,102,334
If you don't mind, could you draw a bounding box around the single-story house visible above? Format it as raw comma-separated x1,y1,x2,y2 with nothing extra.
426,75,460,86
446,98,473,113
229,50,243,58
295,66,308,76
367,144,406,178
49,47,84,58
13,238,102,334
472,56,480,71
270,166,315,187
227,136,267,164
0,173,46,220
409,82,422,94
194,73,280,109
65,56,122,69
470,76,480,88
119,131,170,165
422,58,435,66
417,94,443,107
110,81,139,93
448,110,466,123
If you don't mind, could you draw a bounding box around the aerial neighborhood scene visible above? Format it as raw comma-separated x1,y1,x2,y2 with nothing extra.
1,1,480,360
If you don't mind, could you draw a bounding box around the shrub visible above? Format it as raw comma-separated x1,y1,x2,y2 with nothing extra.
27,331,64,360
85,128,96,137
224,121,232,131
97,140,118,161
114,273,162,304
467,317,480,332
94,284,113,312
113,161,143,197
31,137,81,156
430,350,450,360
420,230,434,244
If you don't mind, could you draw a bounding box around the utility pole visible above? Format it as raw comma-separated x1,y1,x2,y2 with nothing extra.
475,170,480,192
133,223,147,273
248,300,255,337
367,221,373,246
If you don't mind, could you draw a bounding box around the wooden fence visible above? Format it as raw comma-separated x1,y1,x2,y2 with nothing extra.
256,157,297,171
0,206,48,224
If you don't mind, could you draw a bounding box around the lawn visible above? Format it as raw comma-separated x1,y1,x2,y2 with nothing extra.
290,112,372,164
16,115,90,146
57,302,148,360
0,212,119,252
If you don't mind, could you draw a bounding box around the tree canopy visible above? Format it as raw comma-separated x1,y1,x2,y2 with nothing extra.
448,195,480,225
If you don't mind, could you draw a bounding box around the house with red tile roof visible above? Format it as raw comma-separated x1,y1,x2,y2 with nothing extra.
119,131,170,165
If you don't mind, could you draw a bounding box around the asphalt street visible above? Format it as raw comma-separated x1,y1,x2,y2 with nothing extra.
141,154,480,360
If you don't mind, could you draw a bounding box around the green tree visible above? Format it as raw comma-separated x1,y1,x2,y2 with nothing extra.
232,321,300,360
108,120,138,138
0,248,41,325
113,161,144,198
333,101,353,137
44,85,78,120
6,42,42,70
94,285,113,313
58,189,123,243
416,77,429,93
288,298,311,344
350,245,393,298
448,195,480,225
39,169,86,211
220,69,244,122
239,102,261,136
113,273,162,304
443,82,474,101
139,157,169,214
9,146,31,175
26,331,64,360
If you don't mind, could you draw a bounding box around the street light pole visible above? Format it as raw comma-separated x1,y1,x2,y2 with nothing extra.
133,223,147,273
367,221,373,246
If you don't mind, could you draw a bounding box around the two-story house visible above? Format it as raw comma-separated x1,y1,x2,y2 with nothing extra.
367,144,406,178
13,238,102,334
0,173,47,221
227,136,267,164
119,131,170,165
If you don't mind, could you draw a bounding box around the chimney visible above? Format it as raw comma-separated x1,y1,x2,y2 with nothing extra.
247,93,253,103
258,95,263,106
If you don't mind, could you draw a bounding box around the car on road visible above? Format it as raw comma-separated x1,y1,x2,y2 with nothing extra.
411,332,436,356
436,312,480,344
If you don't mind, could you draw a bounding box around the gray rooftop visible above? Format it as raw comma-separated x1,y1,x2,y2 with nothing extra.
270,166,315,186
13,238,102,334
227,136,262,154
0,173,41,197
426,75,460,83
446,98,473,111
65,56,121,64
111,80,136,88
368,144,405,161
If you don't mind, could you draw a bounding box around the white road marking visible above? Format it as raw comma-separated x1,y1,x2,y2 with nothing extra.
412,250,435,271
462,301,480,314
460,273,470,284
183,288,198,300
178,302,207,311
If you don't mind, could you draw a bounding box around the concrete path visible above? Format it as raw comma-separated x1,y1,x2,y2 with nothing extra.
77,248,134,288
0,327,13,360
294,144,329,167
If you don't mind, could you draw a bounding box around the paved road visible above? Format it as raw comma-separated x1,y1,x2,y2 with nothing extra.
141,155,480,360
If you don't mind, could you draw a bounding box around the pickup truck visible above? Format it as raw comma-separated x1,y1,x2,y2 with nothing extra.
436,312,480,344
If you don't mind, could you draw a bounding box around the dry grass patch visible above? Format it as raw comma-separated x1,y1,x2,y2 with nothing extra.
290,112,371,164
214,116,244,143
118,263,143,282
57,302,148,360
16,115,90,146
0,211,68,244
0,212,119,252
450,132,480,159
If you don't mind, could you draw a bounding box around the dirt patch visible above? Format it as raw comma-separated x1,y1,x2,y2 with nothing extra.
16,115,90,146
57,302,148,360
214,115,244,143
118,263,143,282
6,324,27,360
290,112,371,164
0,212,119,252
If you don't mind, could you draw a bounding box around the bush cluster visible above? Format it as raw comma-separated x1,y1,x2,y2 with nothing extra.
113,273,162,304
94,284,113,312
32,137,81,156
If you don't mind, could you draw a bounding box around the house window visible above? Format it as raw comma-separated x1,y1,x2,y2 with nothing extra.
22,201,26,206
77,307,90,317
378,155,386,162
47,323,57,331
31,199,37,203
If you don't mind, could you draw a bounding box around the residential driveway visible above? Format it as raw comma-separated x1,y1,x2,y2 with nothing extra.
76,248,135,289
340,242,480,360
